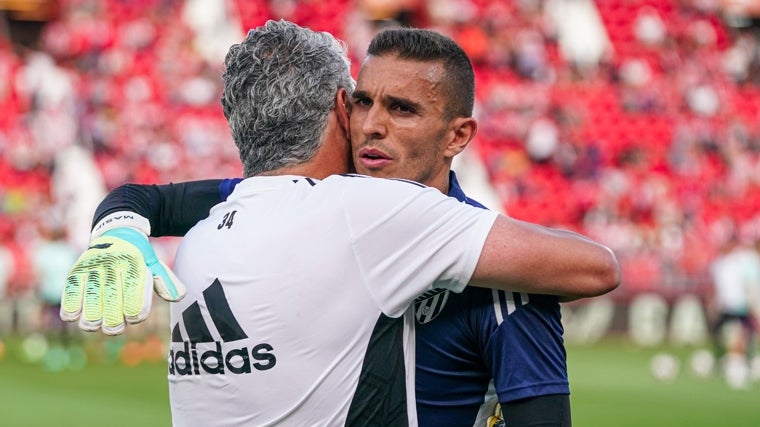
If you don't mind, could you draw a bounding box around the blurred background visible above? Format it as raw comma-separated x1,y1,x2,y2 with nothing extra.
0,0,759,425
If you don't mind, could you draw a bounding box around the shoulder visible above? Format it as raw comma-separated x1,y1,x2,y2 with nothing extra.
464,196,488,210
321,174,439,203
325,174,427,189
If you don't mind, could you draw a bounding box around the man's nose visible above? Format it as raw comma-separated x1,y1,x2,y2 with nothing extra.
361,104,387,139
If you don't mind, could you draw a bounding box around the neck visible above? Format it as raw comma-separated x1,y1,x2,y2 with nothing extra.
254,111,351,180
428,169,452,195
433,179,449,195
257,162,330,180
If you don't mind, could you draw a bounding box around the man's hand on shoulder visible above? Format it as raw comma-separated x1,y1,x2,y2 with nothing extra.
60,211,186,335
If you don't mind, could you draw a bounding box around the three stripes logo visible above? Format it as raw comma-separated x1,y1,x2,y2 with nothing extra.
169,279,277,376
491,290,529,325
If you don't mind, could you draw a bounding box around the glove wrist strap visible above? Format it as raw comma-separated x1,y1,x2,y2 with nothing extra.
91,211,151,240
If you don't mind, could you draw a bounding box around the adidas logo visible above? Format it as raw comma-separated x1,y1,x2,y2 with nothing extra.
169,279,277,376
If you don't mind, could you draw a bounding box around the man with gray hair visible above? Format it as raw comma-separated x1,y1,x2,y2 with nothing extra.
63,20,619,426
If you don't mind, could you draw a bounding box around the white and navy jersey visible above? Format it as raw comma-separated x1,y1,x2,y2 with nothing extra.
412,173,568,427
167,174,498,427
93,171,568,427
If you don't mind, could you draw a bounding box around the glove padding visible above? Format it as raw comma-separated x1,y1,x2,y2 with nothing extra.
61,213,186,335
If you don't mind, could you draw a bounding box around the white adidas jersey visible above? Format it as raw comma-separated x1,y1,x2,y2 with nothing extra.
168,174,498,427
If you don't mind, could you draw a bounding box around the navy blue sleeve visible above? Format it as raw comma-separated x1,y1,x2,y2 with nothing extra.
484,293,569,404
92,179,237,237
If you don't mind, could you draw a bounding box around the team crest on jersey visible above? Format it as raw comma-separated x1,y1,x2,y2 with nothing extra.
414,289,450,324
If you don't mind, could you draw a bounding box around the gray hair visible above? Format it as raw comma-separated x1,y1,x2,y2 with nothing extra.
221,20,354,176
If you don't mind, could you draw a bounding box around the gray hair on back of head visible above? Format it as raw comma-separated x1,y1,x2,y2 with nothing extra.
221,19,355,177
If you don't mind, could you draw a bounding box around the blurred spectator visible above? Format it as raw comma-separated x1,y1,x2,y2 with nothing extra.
686,83,720,116
182,0,243,64
633,6,666,46
0,240,16,336
749,238,760,351
618,58,665,113
722,31,757,84
708,233,758,387
50,145,107,251
547,0,610,72
525,116,559,162
30,224,78,343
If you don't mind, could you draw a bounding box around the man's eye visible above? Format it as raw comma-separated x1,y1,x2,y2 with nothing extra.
392,104,413,113
354,98,371,106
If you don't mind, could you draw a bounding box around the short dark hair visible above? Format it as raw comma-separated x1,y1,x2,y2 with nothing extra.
367,28,475,119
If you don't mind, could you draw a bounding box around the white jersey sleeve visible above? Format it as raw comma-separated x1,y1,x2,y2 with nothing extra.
333,175,499,317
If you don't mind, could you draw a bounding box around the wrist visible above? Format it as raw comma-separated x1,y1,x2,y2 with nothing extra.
91,211,151,240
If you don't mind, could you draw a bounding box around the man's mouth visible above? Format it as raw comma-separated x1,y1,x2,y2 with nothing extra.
358,148,391,169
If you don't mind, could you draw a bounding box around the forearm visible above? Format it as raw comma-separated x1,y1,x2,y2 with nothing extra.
93,180,226,237
471,216,621,299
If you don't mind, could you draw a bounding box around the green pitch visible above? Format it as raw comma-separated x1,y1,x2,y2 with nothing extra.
0,361,170,427
0,335,171,427
568,339,760,427
1,336,759,426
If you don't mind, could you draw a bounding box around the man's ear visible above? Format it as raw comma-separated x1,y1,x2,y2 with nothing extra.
336,88,351,140
445,116,478,158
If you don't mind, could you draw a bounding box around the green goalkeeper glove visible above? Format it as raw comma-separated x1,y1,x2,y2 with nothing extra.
60,211,186,335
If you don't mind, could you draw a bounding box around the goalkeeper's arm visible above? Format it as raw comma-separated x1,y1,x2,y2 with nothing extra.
61,178,240,334
93,179,237,237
